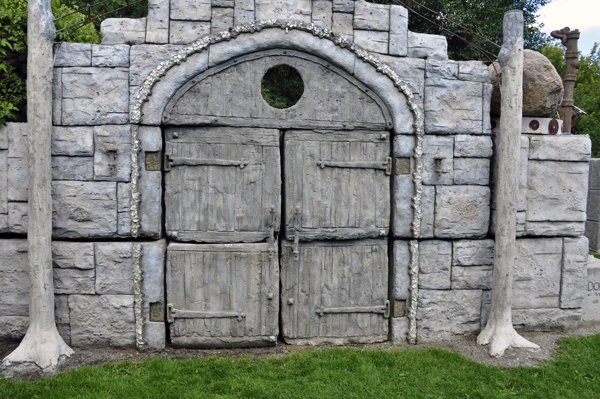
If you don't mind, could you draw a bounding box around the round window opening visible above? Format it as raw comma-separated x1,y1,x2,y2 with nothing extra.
261,65,304,109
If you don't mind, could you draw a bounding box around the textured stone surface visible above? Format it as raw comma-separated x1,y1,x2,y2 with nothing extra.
525,221,586,237
333,0,354,13
393,174,414,238
490,49,563,117
93,125,132,182
312,0,333,30
129,44,184,86
421,185,435,238
332,12,353,41
451,266,492,290
353,30,388,54
234,0,255,25
426,59,458,80
417,289,482,341
513,238,562,310
255,0,312,21
117,182,131,236
391,317,409,344
512,308,582,332
53,68,62,125
529,135,591,162
0,316,29,341
61,67,129,125
389,5,408,56
458,61,490,83
527,161,588,222
424,78,483,134
586,221,600,252
583,257,600,322
52,242,95,269
54,43,92,67
53,269,95,294
170,0,211,20
69,294,135,348
7,157,27,202
0,215,7,234
8,202,27,234
211,7,234,33
418,240,451,290
393,240,410,300
0,239,29,316
0,125,6,150
353,1,389,31
454,135,493,158
51,156,94,181
52,181,117,238
590,159,600,190
101,18,147,45
453,240,494,266
92,44,130,67
142,240,167,351
7,122,26,157
453,158,489,185
0,151,5,214
169,21,211,45
146,0,170,44
482,83,492,134
422,135,453,185
95,242,133,295
407,31,448,61
561,237,588,309
378,55,425,97
434,186,490,238
52,126,94,156
588,189,600,222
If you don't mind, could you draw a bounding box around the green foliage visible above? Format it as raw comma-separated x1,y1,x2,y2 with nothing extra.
52,0,101,44
261,65,305,109
67,0,148,30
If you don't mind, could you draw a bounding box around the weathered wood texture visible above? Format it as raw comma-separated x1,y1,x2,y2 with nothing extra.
281,239,389,345
166,243,278,348
284,130,391,240
165,127,281,243
164,50,392,130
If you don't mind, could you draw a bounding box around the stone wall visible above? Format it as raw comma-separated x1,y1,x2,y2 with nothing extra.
586,159,600,251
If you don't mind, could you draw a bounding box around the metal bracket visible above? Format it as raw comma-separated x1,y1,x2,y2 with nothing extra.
268,205,276,259
164,154,249,172
316,300,390,318
167,303,246,323
293,206,301,261
317,157,392,176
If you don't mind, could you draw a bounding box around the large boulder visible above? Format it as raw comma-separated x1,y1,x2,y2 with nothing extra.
490,49,563,117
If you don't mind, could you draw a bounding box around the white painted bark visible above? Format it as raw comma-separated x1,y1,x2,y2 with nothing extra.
2,0,74,373
477,10,539,357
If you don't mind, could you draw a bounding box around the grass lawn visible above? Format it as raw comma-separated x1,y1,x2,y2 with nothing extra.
1,334,599,398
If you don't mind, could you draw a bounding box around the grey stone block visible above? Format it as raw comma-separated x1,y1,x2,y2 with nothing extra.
421,185,435,238
139,126,162,152
234,0,255,25
129,44,184,87
170,0,211,20
52,156,94,181
7,157,27,202
426,59,458,80
513,238,562,310
393,240,411,300
391,317,409,344
377,55,425,96
8,203,27,234
453,239,494,266
312,0,333,30
418,240,451,290
483,83,492,134
393,135,415,158
139,170,163,238
417,289,482,341
52,242,95,270
458,61,490,83
424,78,483,134
333,0,354,13
0,239,29,316
453,158,489,186
146,0,170,44
353,1,389,31
588,190,600,222
393,174,414,238
61,67,129,125
169,21,211,44
389,5,408,57
213,0,234,6
518,135,529,211
0,125,7,150
583,258,600,322
353,30,388,54
589,159,600,190
93,125,132,182
407,31,448,61
53,269,95,295
0,214,7,234
586,221,600,252
525,221,585,237
527,161,589,222
7,123,27,158
211,7,234,34
117,182,132,236
53,68,62,125
0,151,6,214
434,186,490,239
451,266,492,290
512,308,582,332
69,294,136,348
95,242,134,295
529,135,592,162
52,126,94,156
332,12,353,41
454,135,493,158
561,237,588,309
142,240,167,351
0,316,29,341
92,44,130,67
255,0,312,22
52,181,118,238
54,43,92,67
101,18,147,45
422,135,453,185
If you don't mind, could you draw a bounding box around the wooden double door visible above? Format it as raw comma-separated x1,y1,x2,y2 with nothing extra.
165,127,391,347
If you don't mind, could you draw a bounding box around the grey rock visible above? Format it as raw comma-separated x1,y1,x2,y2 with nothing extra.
7,157,27,201
0,214,6,234
54,43,92,67
61,67,129,125
0,151,5,214
52,181,117,238
92,44,130,67
0,239,29,316
529,135,591,162
353,1,389,31
146,0,169,44
52,126,94,156
393,174,414,238
393,135,415,158
454,135,493,158
353,30,388,54
333,0,354,13
424,78,483,134
52,241,95,269
426,59,458,80
312,0,333,30
483,83,492,134
142,240,167,351
453,240,494,266
69,294,136,348
407,31,448,61
451,266,492,290
234,0,255,25
480,289,491,329
422,135,453,185
8,202,27,234
389,5,408,51
169,21,211,45
255,0,312,22
332,12,353,41
101,18,147,45
53,68,62,125
117,182,132,236
129,44,184,87
589,159,600,190
417,289,482,341
518,135,530,211
0,316,29,341
211,7,234,34
513,238,562,310
7,122,27,158
490,50,564,117
525,221,585,237
527,161,589,222
391,317,409,344
516,211,526,237
95,242,134,295
585,221,600,252
560,237,588,309
0,125,7,149
139,126,162,153
434,186,490,239
453,158,490,186
421,185,435,238
53,268,95,294
52,156,94,181
170,0,211,20
393,240,410,300
583,259,600,322
139,170,162,238
213,0,234,6
376,55,425,96
418,240,451,290
93,125,132,182
458,61,490,83
512,308,582,332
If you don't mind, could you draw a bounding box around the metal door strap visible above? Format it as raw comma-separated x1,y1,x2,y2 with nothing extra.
165,155,249,171
317,158,392,175
316,300,390,318
167,304,246,323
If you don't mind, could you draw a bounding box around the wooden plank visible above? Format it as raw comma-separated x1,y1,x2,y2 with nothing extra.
165,127,280,146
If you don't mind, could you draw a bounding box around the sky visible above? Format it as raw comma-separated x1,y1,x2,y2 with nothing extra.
537,0,600,55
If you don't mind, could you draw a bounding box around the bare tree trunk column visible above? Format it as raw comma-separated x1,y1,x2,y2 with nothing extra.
2,0,74,373
477,10,539,357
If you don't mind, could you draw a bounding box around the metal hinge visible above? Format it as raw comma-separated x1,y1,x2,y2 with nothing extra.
317,157,392,175
164,154,249,172
316,300,390,318
167,303,246,323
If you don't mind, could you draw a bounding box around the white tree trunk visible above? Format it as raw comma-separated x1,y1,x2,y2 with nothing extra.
477,10,539,357
2,0,74,373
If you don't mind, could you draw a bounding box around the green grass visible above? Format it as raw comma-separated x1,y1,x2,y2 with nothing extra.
591,252,600,260
2,334,600,398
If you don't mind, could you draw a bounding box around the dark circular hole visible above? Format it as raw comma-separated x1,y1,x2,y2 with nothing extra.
261,65,304,109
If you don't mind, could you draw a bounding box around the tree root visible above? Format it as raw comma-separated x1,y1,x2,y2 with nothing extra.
478,321,539,357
